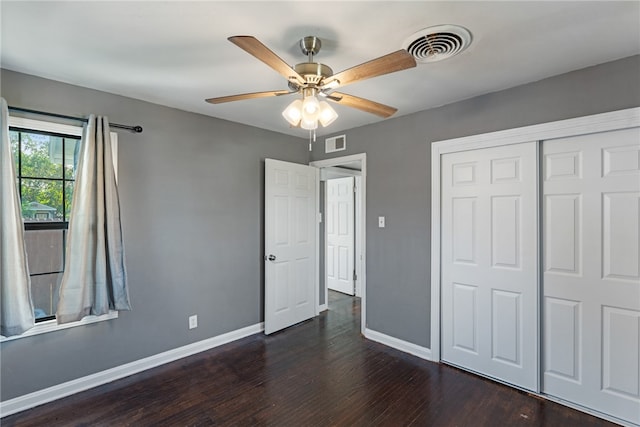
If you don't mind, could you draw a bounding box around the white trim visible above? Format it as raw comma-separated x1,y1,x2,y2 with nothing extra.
364,328,433,361
319,166,362,180
0,322,264,418
318,303,328,312
311,153,367,169
354,176,363,298
534,141,542,393
430,107,640,363
314,167,320,316
0,311,119,342
432,107,640,154
8,116,83,136
430,140,442,362
310,153,366,334
322,182,329,310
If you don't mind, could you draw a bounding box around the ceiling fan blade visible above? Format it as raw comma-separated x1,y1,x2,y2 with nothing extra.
229,36,305,85
322,50,416,89
328,92,398,118
205,90,292,104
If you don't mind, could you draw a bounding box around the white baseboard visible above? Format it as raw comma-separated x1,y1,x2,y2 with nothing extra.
0,322,264,418
364,328,433,361
318,304,328,312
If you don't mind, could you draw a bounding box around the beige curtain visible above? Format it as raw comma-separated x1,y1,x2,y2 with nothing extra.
57,115,131,324
0,97,35,336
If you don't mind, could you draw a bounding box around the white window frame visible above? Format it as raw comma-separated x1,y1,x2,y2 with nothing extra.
1,116,119,342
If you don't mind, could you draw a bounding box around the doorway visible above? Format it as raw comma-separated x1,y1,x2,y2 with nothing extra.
325,174,361,297
311,153,367,335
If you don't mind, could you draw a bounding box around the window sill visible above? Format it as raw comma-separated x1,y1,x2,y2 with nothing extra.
0,311,118,342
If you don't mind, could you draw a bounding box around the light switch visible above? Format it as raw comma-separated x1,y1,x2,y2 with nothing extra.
378,216,385,228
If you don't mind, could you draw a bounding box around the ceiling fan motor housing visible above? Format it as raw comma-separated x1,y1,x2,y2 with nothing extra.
293,62,333,86
288,36,335,89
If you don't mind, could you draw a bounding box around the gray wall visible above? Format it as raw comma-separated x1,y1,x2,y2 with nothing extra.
0,69,308,401
310,55,640,348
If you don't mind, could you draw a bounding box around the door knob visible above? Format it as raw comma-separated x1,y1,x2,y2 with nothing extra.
267,254,276,261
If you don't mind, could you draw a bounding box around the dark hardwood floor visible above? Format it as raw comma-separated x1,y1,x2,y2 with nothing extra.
4,291,616,426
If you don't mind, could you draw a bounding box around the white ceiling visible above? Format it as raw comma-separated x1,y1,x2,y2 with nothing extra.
2,1,639,138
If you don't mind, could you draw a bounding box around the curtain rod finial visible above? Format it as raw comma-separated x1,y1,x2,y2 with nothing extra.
132,126,143,133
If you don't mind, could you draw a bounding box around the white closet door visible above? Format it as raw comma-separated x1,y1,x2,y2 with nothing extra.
441,142,538,391
542,127,640,425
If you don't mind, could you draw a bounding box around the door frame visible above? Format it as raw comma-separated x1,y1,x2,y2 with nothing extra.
430,107,640,364
311,153,367,335
319,170,363,298
354,175,363,298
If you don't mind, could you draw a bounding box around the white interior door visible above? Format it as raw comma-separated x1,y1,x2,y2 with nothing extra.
264,159,317,335
542,127,640,425
441,142,538,392
326,177,355,295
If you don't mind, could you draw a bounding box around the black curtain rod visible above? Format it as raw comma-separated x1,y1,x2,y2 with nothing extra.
8,106,143,133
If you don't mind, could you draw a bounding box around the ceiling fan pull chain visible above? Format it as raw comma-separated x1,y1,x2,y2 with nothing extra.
307,129,317,151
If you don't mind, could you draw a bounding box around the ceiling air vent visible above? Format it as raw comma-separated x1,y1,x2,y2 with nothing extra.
403,25,472,63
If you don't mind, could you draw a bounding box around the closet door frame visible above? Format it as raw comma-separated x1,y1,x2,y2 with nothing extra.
430,107,640,367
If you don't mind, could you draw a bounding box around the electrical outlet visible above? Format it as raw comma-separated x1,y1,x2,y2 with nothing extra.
188,315,198,330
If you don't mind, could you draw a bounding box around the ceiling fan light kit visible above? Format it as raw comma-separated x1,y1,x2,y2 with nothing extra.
318,101,338,127
302,88,320,117
282,99,303,126
206,34,420,144
283,86,339,131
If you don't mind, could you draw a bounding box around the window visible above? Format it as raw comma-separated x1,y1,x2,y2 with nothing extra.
10,126,80,321
2,117,118,340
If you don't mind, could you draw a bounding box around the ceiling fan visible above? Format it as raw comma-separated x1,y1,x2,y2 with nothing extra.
205,35,417,130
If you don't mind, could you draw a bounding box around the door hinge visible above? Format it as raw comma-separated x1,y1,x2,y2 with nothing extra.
353,270,357,294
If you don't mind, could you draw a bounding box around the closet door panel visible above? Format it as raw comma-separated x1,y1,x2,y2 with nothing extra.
542,127,640,425
441,142,538,392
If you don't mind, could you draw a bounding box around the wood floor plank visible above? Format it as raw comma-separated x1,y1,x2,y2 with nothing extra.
2,291,617,426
